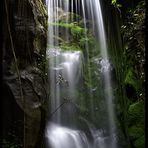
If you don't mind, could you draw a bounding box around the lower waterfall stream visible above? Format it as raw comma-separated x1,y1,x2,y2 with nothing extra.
45,49,118,148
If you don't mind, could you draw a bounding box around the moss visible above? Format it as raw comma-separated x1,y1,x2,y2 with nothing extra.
128,126,144,140
49,22,85,37
128,125,145,148
128,101,144,114
124,68,141,92
60,42,82,51
134,135,145,148
2,139,21,148
127,101,145,148
128,101,144,125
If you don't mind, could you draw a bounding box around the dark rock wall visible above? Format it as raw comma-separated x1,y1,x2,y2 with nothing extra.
2,0,47,147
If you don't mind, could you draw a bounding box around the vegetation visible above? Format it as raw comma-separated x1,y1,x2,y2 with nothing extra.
48,22,95,53
111,0,122,9
120,1,145,147
2,138,21,148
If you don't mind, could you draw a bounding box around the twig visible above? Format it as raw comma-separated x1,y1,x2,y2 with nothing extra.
49,102,66,119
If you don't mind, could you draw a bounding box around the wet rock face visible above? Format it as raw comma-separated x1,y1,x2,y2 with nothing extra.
2,0,47,148
4,67,47,148
3,0,47,68
4,67,47,116
2,82,24,147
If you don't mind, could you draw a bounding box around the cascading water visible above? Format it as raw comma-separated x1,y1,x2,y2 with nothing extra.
80,1,118,147
46,49,83,124
46,49,90,148
45,0,120,148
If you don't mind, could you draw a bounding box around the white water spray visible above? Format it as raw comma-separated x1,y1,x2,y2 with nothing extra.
46,0,118,148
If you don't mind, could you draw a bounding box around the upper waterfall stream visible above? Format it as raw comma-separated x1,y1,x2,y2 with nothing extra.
45,0,120,148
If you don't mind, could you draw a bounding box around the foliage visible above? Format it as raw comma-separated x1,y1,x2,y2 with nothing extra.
111,0,122,9
128,101,145,126
122,0,145,101
134,135,145,148
127,100,145,147
120,1,145,147
70,24,85,38
49,22,85,37
128,126,144,141
121,0,145,75
124,68,141,92
2,139,21,148
49,22,96,54
128,125,145,148
60,42,82,51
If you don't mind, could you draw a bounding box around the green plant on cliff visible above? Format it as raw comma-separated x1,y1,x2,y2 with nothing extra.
128,101,145,126
49,22,85,40
49,22,96,53
123,1,145,64
60,42,82,51
122,0,145,101
112,0,122,8
121,1,145,147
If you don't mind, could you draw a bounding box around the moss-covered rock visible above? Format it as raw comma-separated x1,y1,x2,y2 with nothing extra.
127,100,145,148
134,135,145,148
124,68,140,92
128,126,144,140
128,101,145,126
128,126,145,148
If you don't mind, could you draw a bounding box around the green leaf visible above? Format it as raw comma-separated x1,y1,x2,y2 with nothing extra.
112,0,117,5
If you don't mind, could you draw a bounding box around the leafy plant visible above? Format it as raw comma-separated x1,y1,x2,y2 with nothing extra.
122,0,145,101
60,42,82,51
111,0,122,8
49,21,96,55
49,22,85,38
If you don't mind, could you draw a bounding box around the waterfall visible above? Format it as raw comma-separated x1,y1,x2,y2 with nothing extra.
45,0,119,148
46,123,90,148
88,2,117,148
46,49,83,124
